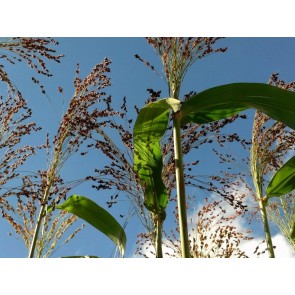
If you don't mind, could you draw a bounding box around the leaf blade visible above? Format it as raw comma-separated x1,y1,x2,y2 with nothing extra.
266,156,295,197
133,99,174,215
180,83,295,130
55,195,126,256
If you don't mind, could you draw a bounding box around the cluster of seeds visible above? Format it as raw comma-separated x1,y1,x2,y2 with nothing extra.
144,37,227,97
0,39,116,256
135,199,253,258
0,37,63,94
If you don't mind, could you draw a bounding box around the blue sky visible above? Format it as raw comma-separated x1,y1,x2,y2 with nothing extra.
1,37,295,258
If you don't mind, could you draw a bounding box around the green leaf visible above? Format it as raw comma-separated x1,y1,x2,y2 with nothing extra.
266,156,295,197
54,195,126,256
180,83,295,129
133,98,176,216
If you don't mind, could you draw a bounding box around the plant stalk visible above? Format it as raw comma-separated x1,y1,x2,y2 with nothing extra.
258,197,275,258
28,203,47,258
28,176,55,258
28,117,69,258
155,216,163,258
252,171,276,258
173,111,190,258
250,112,275,258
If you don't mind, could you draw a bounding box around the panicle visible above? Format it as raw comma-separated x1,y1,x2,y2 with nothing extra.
0,37,63,94
146,37,227,97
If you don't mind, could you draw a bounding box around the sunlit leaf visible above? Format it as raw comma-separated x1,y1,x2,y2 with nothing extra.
266,156,295,197
180,83,295,130
133,98,178,215
54,195,126,256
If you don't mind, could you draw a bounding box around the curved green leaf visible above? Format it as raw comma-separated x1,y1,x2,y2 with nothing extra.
266,156,295,198
54,195,126,257
133,98,179,215
180,83,295,129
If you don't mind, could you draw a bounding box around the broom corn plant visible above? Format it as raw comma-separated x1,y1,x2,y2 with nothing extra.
134,38,295,258
0,38,126,258
1,37,295,258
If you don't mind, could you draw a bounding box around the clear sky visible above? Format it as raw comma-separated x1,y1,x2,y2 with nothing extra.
1,37,295,258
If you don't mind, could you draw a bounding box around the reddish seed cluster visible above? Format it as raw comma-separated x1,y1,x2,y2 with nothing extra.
249,74,295,203
52,58,113,171
0,92,41,188
0,40,117,256
135,199,253,258
0,92,45,246
144,37,227,97
0,37,63,94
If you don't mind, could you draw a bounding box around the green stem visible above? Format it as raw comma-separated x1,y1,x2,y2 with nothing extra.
150,175,163,258
28,181,53,258
173,111,190,258
258,197,275,258
155,216,163,258
250,113,275,258
28,204,47,258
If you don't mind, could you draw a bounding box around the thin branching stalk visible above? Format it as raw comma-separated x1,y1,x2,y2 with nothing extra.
267,194,295,251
